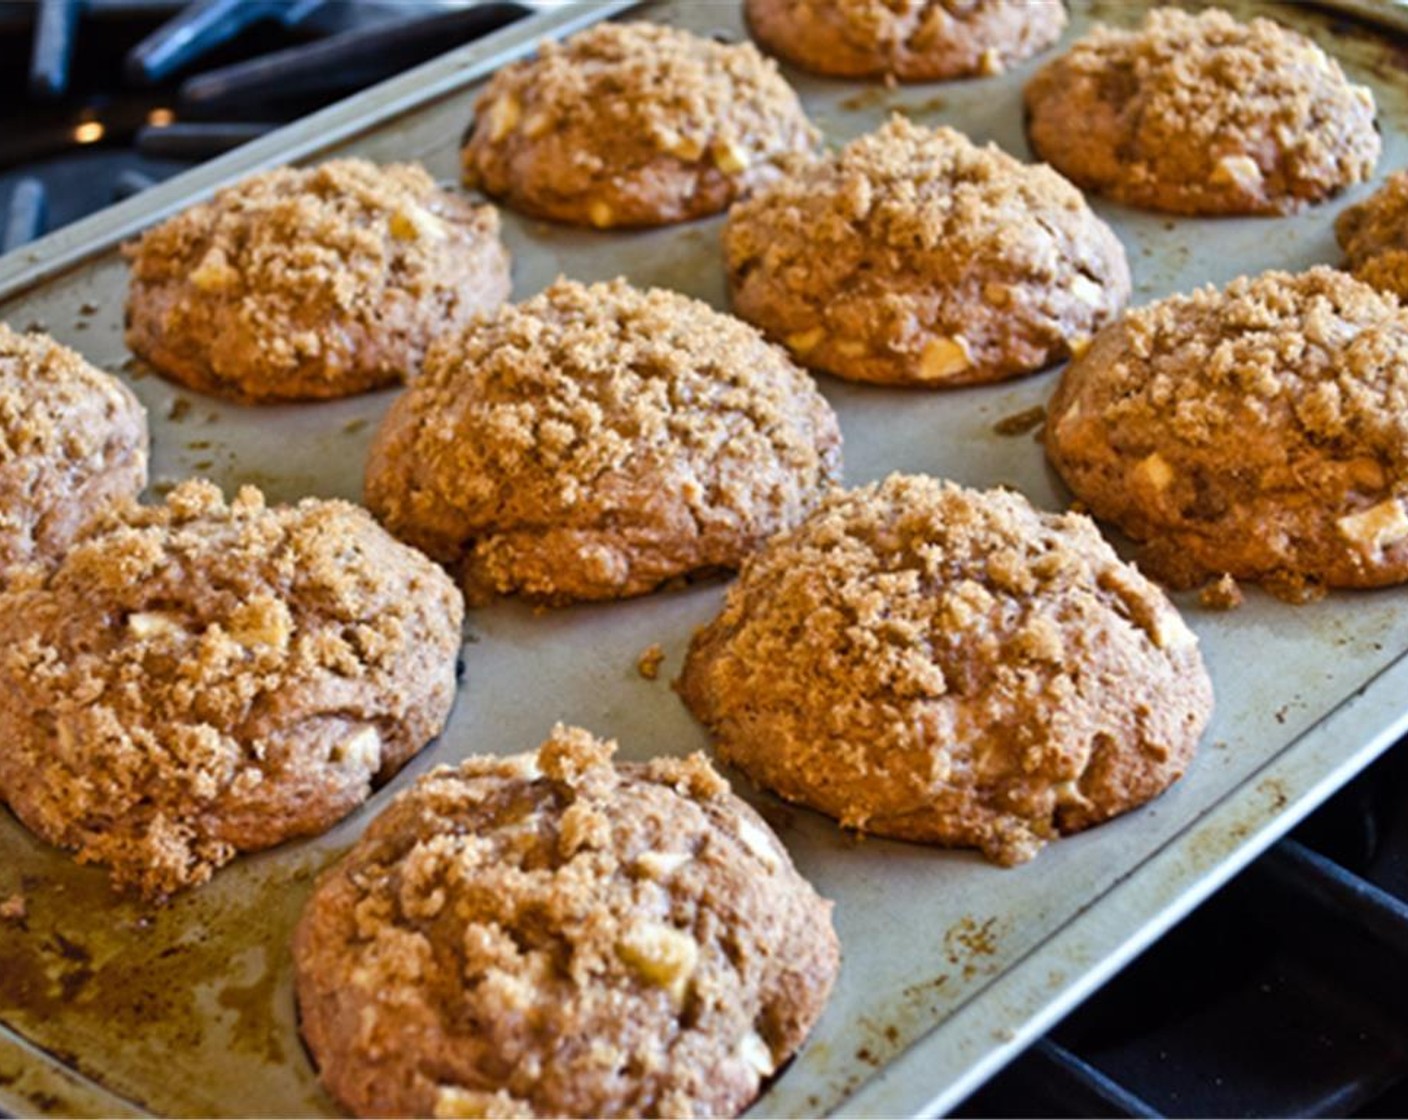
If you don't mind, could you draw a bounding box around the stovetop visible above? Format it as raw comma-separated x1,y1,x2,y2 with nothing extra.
959,740,1408,1118
0,0,527,247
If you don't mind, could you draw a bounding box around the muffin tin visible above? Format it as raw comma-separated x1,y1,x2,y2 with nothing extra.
2,1,1408,1115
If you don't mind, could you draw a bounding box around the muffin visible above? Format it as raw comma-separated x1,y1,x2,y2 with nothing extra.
294,725,840,1118
1046,267,1408,593
364,277,842,605
724,116,1130,386
1336,169,1408,299
0,479,464,898
1024,6,1379,215
0,323,147,585
125,159,511,402
745,0,1067,81
461,21,818,228
680,474,1212,864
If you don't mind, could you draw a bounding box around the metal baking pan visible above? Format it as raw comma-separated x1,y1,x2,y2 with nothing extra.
3,1,1408,1115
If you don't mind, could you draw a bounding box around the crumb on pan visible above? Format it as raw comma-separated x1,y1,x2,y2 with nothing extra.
1198,574,1244,611
637,643,666,680
1264,571,1329,605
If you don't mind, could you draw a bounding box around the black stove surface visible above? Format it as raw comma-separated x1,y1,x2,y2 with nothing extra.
0,0,526,246
957,742,1408,1118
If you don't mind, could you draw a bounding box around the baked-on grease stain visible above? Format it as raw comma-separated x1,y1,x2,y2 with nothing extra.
0,855,326,1115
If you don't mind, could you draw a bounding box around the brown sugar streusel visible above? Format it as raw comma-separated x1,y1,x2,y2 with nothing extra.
124,158,511,402
724,115,1130,387
745,0,1067,81
0,479,464,899
679,474,1213,865
293,725,840,1119
365,276,843,606
1024,6,1379,215
1046,267,1408,593
461,21,818,229
0,323,148,587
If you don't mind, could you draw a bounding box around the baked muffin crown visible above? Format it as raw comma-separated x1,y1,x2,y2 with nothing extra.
680,473,1212,864
124,158,511,401
294,724,839,1118
0,324,148,580
1046,267,1408,592
461,21,818,228
1024,6,1379,214
724,116,1130,386
365,276,842,604
0,478,464,898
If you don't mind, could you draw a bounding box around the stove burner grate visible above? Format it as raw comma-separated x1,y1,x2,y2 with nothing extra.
959,744,1408,1118
1,0,527,248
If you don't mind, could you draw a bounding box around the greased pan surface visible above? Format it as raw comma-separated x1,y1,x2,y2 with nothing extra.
2,1,1408,1116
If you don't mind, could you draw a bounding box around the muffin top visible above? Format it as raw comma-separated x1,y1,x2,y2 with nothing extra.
461,21,817,228
294,725,840,1118
125,159,510,401
365,277,842,604
1024,6,1379,214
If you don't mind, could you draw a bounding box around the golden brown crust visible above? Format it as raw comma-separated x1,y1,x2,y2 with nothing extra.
293,725,840,1119
460,22,818,229
0,479,464,899
679,474,1212,865
1024,6,1379,215
1336,170,1408,298
724,116,1130,386
0,324,148,583
364,277,843,605
1046,267,1408,591
745,0,1067,81
124,159,511,403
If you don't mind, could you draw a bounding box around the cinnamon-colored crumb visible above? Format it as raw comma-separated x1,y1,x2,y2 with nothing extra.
1025,6,1379,215
1047,267,1408,591
365,277,842,605
292,724,839,1118
1198,574,1244,611
725,116,1130,387
125,159,510,402
637,644,666,680
680,473,1213,865
462,21,817,228
745,0,1067,81
0,479,465,899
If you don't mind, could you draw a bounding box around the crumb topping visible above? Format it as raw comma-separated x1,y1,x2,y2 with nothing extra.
1025,6,1379,213
294,724,838,1118
0,324,148,574
1337,170,1408,298
124,159,509,397
637,644,666,681
471,21,814,175
1111,268,1408,467
0,479,464,898
460,21,817,227
725,116,1129,382
747,0,1067,79
810,0,1048,44
365,277,842,603
1198,573,1244,611
681,474,1210,865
